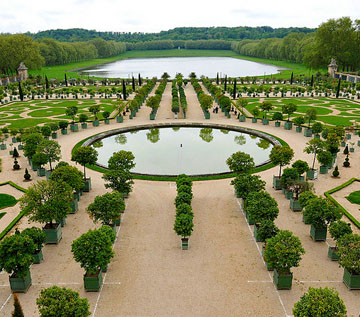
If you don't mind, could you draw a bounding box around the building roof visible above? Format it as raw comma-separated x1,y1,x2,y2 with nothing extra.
17,62,28,71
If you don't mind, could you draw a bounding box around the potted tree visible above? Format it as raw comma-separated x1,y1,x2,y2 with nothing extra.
269,145,294,190
58,121,69,135
312,122,323,139
36,139,61,178
20,180,73,244
0,232,36,292
282,103,297,130
71,229,114,291
288,180,312,212
272,112,283,127
259,101,272,125
236,98,248,122
50,165,85,211
41,126,51,140
254,219,279,243
303,196,342,241
37,286,90,316
231,174,265,209
108,150,136,171
79,113,88,129
49,122,59,139
103,111,111,124
280,167,298,199
174,213,194,250
328,220,352,261
299,191,317,224
32,152,48,176
22,132,43,167
103,168,134,198
293,116,305,133
116,100,125,122
246,191,279,225
303,138,325,180
304,109,317,137
337,233,360,289
199,94,213,119
89,105,100,126
251,107,260,123
226,151,255,174
65,105,79,131
71,146,98,192
293,287,347,316
264,230,305,290
317,150,333,174
292,160,309,181
22,227,46,264
87,191,125,231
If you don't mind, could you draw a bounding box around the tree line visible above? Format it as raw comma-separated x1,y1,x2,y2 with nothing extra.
126,40,231,50
27,26,315,42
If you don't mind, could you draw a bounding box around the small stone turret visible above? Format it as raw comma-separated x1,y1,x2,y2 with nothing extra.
17,62,28,81
328,58,338,78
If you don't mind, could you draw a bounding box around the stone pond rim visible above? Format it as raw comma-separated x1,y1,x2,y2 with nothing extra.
79,122,283,179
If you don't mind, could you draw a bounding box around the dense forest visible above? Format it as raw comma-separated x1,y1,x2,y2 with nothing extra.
0,18,358,75
28,26,316,42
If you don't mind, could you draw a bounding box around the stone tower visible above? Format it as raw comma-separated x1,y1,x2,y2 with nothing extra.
17,62,28,81
328,58,338,78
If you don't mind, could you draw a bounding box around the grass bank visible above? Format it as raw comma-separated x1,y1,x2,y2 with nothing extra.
29,49,322,80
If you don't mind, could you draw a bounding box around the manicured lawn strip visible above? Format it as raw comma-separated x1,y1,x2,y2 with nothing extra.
317,116,360,126
0,193,18,209
346,191,360,205
0,118,53,129
0,181,27,241
0,212,5,220
72,127,288,181
325,178,360,229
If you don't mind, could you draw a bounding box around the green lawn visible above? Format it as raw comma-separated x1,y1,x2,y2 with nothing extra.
0,193,17,209
346,191,360,205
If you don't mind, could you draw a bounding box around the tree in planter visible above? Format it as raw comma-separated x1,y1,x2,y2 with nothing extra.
65,105,78,124
32,152,48,174
282,103,297,121
291,160,309,178
36,285,91,317
256,219,279,243
71,229,114,291
177,184,193,198
103,168,134,197
272,112,283,124
22,133,43,159
252,107,260,118
20,180,73,232
269,145,294,181
89,105,100,120
50,165,85,193
102,111,110,122
280,167,299,191
336,233,360,289
176,174,192,188
293,287,347,317
199,94,213,113
317,150,333,171
293,116,305,129
259,101,273,119
246,190,279,224
303,196,342,241
328,220,352,260
305,109,317,128
298,191,317,209
41,126,51,138
226,151,255,174
146,95,160,112
264,230,305,289
58,121,68,131
236,98,248,115
79,113,88,125
176,203,194,218
174,213,194,244
325,132,340,155
312,122,323,137
49,122,59,136
21,227,46,263
0,233,36,292
231,174,266,199
175,192,192,208
87,191,125,226
71,146,98,180
303,138,325,170
36,139,61,171
108,150,135,171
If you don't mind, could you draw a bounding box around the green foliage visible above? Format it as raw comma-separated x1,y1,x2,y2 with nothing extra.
199,94,214,111
346,190,360,205
231,174,266,199
21,226,45,252
293,287,347,317
36,139,61,171
259,101,273,118
79,113,88,123
71,229,114,275
31,152,48,167
89,105,100,120
87,191,125,225
337,234,360,275
325,132,340,154
58,121,68,130
98,225,116,244
280,168,299,189
176,203,193,218
50,165,84,192
298,191,317,208
22,133,43,158
177,185,193,197
317,151,333,166
272,112,283,121
102,111,110,119
40,125,51,137
20,180,73,225
226,151,255,174
305,109,317,127
0,193,17,209
329,220,352,241
12,293,24,317
332,165,340,177
256,220,279,242
176,174,192,188
304,138,325,169
264,230,305,273
269,145,294,177
292,160,309,175
173,213,193,238
246,191,279,223
71,146,98,179
293,116,305,126
0,233,35,278
312,122,323,135
36,285,91,317
303,196,342,228
65,106,78,123
282,103,297,121
103,169,134,195
174,192,192,208
108,150,135,171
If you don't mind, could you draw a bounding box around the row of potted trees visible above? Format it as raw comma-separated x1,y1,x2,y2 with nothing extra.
146,77,167,120
173,174,193,250
190,78,213,119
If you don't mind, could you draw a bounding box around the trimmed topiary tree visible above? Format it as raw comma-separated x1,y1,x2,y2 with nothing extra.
231,174,266,199
36,285,91,316
246,191,279,224
21,227,46,264
226,151,255,174
270,145,294,190
293,287,346,317
103,168,134,198
108,150,135,171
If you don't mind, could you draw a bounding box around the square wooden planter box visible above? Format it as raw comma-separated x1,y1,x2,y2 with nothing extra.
284,122,292,130
272,176,281,190
239,115,246,122
290,198,302,212
181,238,189,250
43,223,62,244
343,268,360,290
116,116,123,123
275,121,281,127
9,271,32,293
295,126,302,133
273,269,293,290
61,129,68,135
304,128,312,137
69,199,78,214
252,118,257,123
84,178,91,192
328,246,339,261
262,118,269,125
319,166,328,174
310,224,327,241
84,271,103,292
81,123,88,129
33,249,44,264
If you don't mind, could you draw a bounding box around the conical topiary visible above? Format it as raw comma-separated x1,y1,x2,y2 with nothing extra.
343,155,350,167
343,145,349,155
332,166,339,177
12,148,19,158
24,168,31,181
13,159,20,170
12,293,24,317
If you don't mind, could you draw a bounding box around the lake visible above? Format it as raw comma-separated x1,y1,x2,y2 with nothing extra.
79,56,283,79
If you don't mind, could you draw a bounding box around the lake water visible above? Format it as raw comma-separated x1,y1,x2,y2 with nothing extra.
79,56,283,79
93,127,273,176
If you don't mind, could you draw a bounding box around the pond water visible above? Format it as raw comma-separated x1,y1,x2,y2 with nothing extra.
79,56,283,79
93,127,273,176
